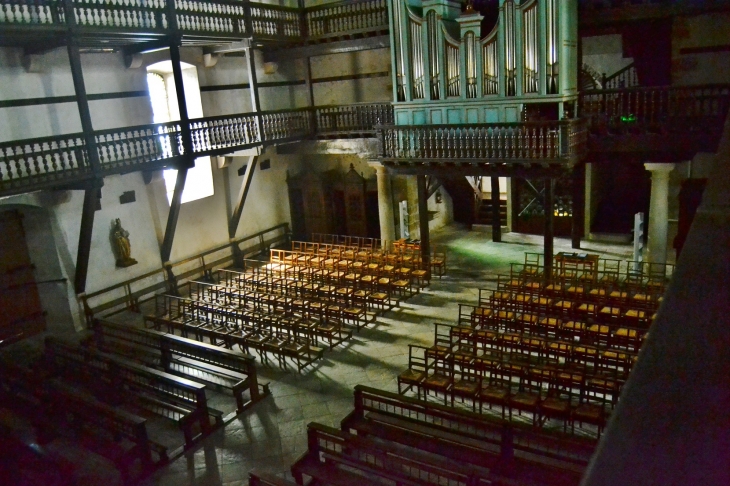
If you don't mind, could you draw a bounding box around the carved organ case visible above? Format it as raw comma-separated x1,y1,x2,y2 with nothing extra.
388,0,578,125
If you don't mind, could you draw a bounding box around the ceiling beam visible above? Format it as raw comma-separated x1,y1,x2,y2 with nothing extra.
263,35,389,62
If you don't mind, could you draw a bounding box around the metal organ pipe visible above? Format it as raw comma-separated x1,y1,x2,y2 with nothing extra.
427,11,439,99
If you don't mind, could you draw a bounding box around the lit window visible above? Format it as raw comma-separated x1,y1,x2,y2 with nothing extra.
146,63,214,204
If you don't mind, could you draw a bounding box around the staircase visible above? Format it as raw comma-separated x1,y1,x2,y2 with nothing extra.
475,198,507,227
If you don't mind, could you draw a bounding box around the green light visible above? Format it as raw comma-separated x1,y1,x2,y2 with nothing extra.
621,114,637,123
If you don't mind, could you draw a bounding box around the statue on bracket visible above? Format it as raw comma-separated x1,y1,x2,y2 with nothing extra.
111,218,138,268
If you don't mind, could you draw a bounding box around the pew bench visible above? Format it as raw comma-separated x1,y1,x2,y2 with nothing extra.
45,338,216,448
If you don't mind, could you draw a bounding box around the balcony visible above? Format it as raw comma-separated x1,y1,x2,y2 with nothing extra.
0,0,388,48
580,85,730,161
0,102,393,197
377,119,589,177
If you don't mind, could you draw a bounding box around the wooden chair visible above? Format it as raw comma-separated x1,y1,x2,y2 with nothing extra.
398,345,427,397
431,249,446,279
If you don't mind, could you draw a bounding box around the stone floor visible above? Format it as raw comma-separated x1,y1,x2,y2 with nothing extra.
140,225,646,486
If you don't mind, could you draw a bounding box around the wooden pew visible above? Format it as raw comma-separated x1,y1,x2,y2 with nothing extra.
0,361,167,483
93,319,269,412
292,422,494,486
340,385,593,485
248,471,298,486
46,379,168,482
44,338,215,448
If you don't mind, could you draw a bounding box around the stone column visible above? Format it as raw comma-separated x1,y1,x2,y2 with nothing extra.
644,163,675,266
373,162,396,249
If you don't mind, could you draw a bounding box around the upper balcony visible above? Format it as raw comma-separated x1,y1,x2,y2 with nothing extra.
0,0,389,50
0,102,393,198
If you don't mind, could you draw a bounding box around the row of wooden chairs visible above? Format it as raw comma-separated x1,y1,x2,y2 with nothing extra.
147,293,326,372
439,322,638,380
460,305,647,353
522,253,674,291
482,286,657,329
310,233,381,250
399,344,615,436
287,241,448,280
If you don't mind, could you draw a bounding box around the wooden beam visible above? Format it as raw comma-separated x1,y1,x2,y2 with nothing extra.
74,185,101,294
160,40,195,276
263,35,390,62
160,168,188,265
246,48,262,113
543,178,555,282
384,164,569,179
67,39,102,176
417,175,431,269
304,56,315,108
426,178,442,200
490,176,502,243
229,157,259,267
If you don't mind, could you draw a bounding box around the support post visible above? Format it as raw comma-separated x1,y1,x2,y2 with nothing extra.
160,41,195,275
543,178,554,282
373,163,396,249
246,47,263,142
229,156,259,267
644,163,675,268
67,27,104,295
74,185,101,294
571,163,585,249
304,56,315,108
490,176,502,242
417,175,431,269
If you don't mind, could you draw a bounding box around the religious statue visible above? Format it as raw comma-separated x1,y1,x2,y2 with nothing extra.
112,218,138,268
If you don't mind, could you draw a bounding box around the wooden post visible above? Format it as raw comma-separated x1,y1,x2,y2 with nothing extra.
74,185,101,294
417,175,431,268
66,28,104,294
544,178,554,282
229,156,259,267
160,41,194,267
490,176,502,242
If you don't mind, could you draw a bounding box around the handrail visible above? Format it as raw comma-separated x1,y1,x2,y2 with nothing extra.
579,84,730,136
379,119,588,163
601,62,638,90
1,104,393,196
0,0,388,42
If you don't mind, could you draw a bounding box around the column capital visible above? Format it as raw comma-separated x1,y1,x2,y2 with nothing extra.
644,162,675,173
367,160,387,173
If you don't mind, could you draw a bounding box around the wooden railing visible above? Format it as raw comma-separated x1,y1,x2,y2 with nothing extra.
0,0,388,42
314,102,394,136
0,132,89,192
305,0,388,39
601,62,638,90
379,119,588,164
580,84,730,136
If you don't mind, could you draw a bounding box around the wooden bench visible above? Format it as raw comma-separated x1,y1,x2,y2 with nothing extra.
46,379,168,481
45,338,216,448
292,422,493,486
93,319,270,413
160,331,267,412
0,361,167,483
248,471,298,486
340,385,593,485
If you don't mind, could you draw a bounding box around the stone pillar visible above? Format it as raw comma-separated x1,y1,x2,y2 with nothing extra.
373,163,396,249
644,163,675,266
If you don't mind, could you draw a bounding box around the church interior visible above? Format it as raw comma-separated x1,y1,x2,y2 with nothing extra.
1,0,729,485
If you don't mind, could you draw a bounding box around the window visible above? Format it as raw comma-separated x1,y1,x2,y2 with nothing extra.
146,62,214,204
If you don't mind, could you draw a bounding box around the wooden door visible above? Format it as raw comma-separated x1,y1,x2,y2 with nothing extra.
0,210,45,345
